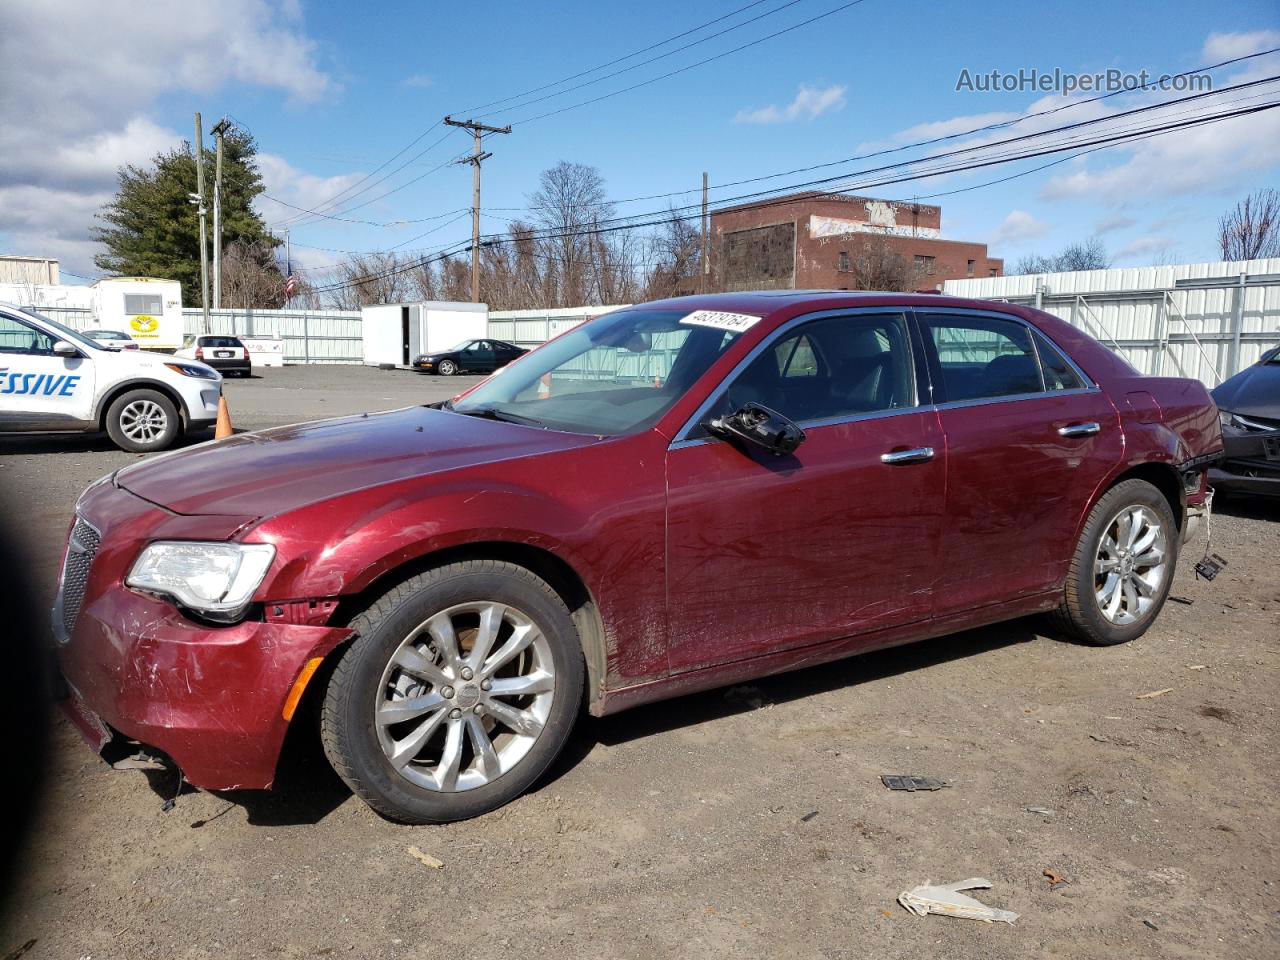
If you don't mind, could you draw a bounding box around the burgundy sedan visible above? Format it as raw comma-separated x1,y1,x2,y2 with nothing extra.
55,292,1222,823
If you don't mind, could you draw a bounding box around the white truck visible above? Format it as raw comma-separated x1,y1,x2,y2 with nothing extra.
0,303,222,452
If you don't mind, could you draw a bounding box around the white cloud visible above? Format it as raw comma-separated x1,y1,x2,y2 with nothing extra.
254,153,369,224
1113,234,1181,264
1039,108,1280,203
735,84,846,124
403,74,434,88
1202,30,1280,63
0,0,334,278
1096,214,1137,234
991,210,1049,246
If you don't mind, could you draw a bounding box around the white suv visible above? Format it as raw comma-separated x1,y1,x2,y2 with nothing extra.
0,303,222,452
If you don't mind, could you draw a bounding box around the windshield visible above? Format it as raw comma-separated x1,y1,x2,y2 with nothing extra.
441,341,473,353
450,308,747,435
24,310,105,353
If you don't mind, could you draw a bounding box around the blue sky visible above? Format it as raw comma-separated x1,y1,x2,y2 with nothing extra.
3,0,1278,284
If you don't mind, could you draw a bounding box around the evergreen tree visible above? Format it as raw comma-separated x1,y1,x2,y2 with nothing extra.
93,129,279,306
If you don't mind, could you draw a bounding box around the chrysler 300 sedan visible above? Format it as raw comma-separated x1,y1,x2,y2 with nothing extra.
55,292,1222,823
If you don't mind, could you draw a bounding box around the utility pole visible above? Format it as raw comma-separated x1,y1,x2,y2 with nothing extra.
701,171,710,294
444,115,510,303
211,117,231,309
190,112,210,334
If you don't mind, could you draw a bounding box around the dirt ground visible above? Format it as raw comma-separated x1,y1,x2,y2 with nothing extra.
2,366,1277,960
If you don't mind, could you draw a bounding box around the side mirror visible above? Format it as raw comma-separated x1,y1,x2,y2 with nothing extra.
53,340,79,356
706,402,806,457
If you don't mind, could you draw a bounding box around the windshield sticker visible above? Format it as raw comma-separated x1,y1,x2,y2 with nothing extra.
679,310,761,334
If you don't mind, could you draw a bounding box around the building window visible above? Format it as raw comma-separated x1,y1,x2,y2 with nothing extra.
914,255,935,276
838,251,850,272
989,268,998,276
966,259,975,277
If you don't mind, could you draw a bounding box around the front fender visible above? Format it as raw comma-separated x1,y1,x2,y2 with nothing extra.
252,480,599,601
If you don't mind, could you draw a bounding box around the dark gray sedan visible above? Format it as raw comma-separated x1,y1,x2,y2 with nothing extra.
1210,346,1280,497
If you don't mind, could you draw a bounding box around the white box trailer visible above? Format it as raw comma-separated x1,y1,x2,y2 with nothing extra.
92,277,184,350
361,301,489,366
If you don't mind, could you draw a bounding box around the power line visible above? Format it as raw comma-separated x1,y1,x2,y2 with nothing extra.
309,95,1278,295
457,0,776,114
509,0,869,125
471,0,808,121
481,46,1280,214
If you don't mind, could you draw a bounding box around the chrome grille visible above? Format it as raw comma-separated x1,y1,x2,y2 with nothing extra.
57,517,101,640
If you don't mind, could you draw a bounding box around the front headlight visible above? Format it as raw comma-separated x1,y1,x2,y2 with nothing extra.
164,362,220,380
126,541,275,621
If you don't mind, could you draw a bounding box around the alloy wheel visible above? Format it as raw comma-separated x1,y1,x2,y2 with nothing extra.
119,399,169,444
1093,505,1169,625
374,601,555,792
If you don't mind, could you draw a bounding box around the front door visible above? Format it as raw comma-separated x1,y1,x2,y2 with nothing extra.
916,310,1124,615
0,313,95,429
665,311,945,672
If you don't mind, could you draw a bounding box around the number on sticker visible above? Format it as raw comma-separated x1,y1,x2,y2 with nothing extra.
679,310,761,333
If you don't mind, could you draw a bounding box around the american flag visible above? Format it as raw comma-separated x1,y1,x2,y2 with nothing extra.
285,262,297,300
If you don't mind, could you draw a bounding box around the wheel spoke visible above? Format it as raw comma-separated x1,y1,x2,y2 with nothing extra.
1131,524,1157,556
1134,546,1165,569
482,623,539,677
465,715,501,781
488,669,554,698
377,691,445,725
1121,577,1139,617
1114,513,1132,551
1124,510,1144,549
485,698,544,738
435,719,464,791
1095,556,1119,574
466,603,505,671
1097,572,1121,603
1133,573,1156,598
425,613,463,669
1105,575,1125,618
387,708,447,770
392,644,450,686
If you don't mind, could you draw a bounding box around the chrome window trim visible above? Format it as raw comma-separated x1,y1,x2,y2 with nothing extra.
912,306,1098,392
670,307,920,446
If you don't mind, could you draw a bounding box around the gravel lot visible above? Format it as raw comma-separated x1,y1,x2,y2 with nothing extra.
2,365,1277,960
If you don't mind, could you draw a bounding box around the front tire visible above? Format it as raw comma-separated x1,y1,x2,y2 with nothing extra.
1050,479,1179,646
321,560,584,823
105,389,180,452
437,359,457,376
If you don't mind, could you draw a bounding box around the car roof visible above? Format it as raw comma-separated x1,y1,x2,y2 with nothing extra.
634,289,1014,315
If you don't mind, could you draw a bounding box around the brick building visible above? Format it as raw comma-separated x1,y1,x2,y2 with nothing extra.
710,192,1002,292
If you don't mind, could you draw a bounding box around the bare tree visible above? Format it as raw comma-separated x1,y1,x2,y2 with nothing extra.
644,211,702,300
1014,237,1110,274
1218,188,1280,261
219,239,286,308
530,161,613,306
846,236,919,291
322,253,411,309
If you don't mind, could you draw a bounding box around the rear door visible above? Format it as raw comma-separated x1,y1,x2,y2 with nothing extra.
917,310,1123,615
665,309,945,672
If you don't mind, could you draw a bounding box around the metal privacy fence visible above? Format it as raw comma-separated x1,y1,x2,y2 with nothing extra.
181,309,362,364
943,258,1280,386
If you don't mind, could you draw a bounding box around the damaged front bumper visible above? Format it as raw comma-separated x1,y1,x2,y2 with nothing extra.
58,586,350,790
1209,423,1280,497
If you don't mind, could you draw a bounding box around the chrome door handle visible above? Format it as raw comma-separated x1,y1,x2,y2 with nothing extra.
880,446,935,465
1058,422,1101,438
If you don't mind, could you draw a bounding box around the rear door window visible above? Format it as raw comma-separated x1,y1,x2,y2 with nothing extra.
921,315,1044,402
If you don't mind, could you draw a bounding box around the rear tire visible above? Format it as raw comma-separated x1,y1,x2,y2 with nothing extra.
321,560,583,823
104,389,180,453
1049,479,1179,646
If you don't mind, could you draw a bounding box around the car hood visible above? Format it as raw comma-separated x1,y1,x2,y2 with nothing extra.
115,406,602,517
1211,362,1280,419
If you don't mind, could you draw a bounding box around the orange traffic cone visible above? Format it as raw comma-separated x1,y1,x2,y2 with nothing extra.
214,394,234,439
